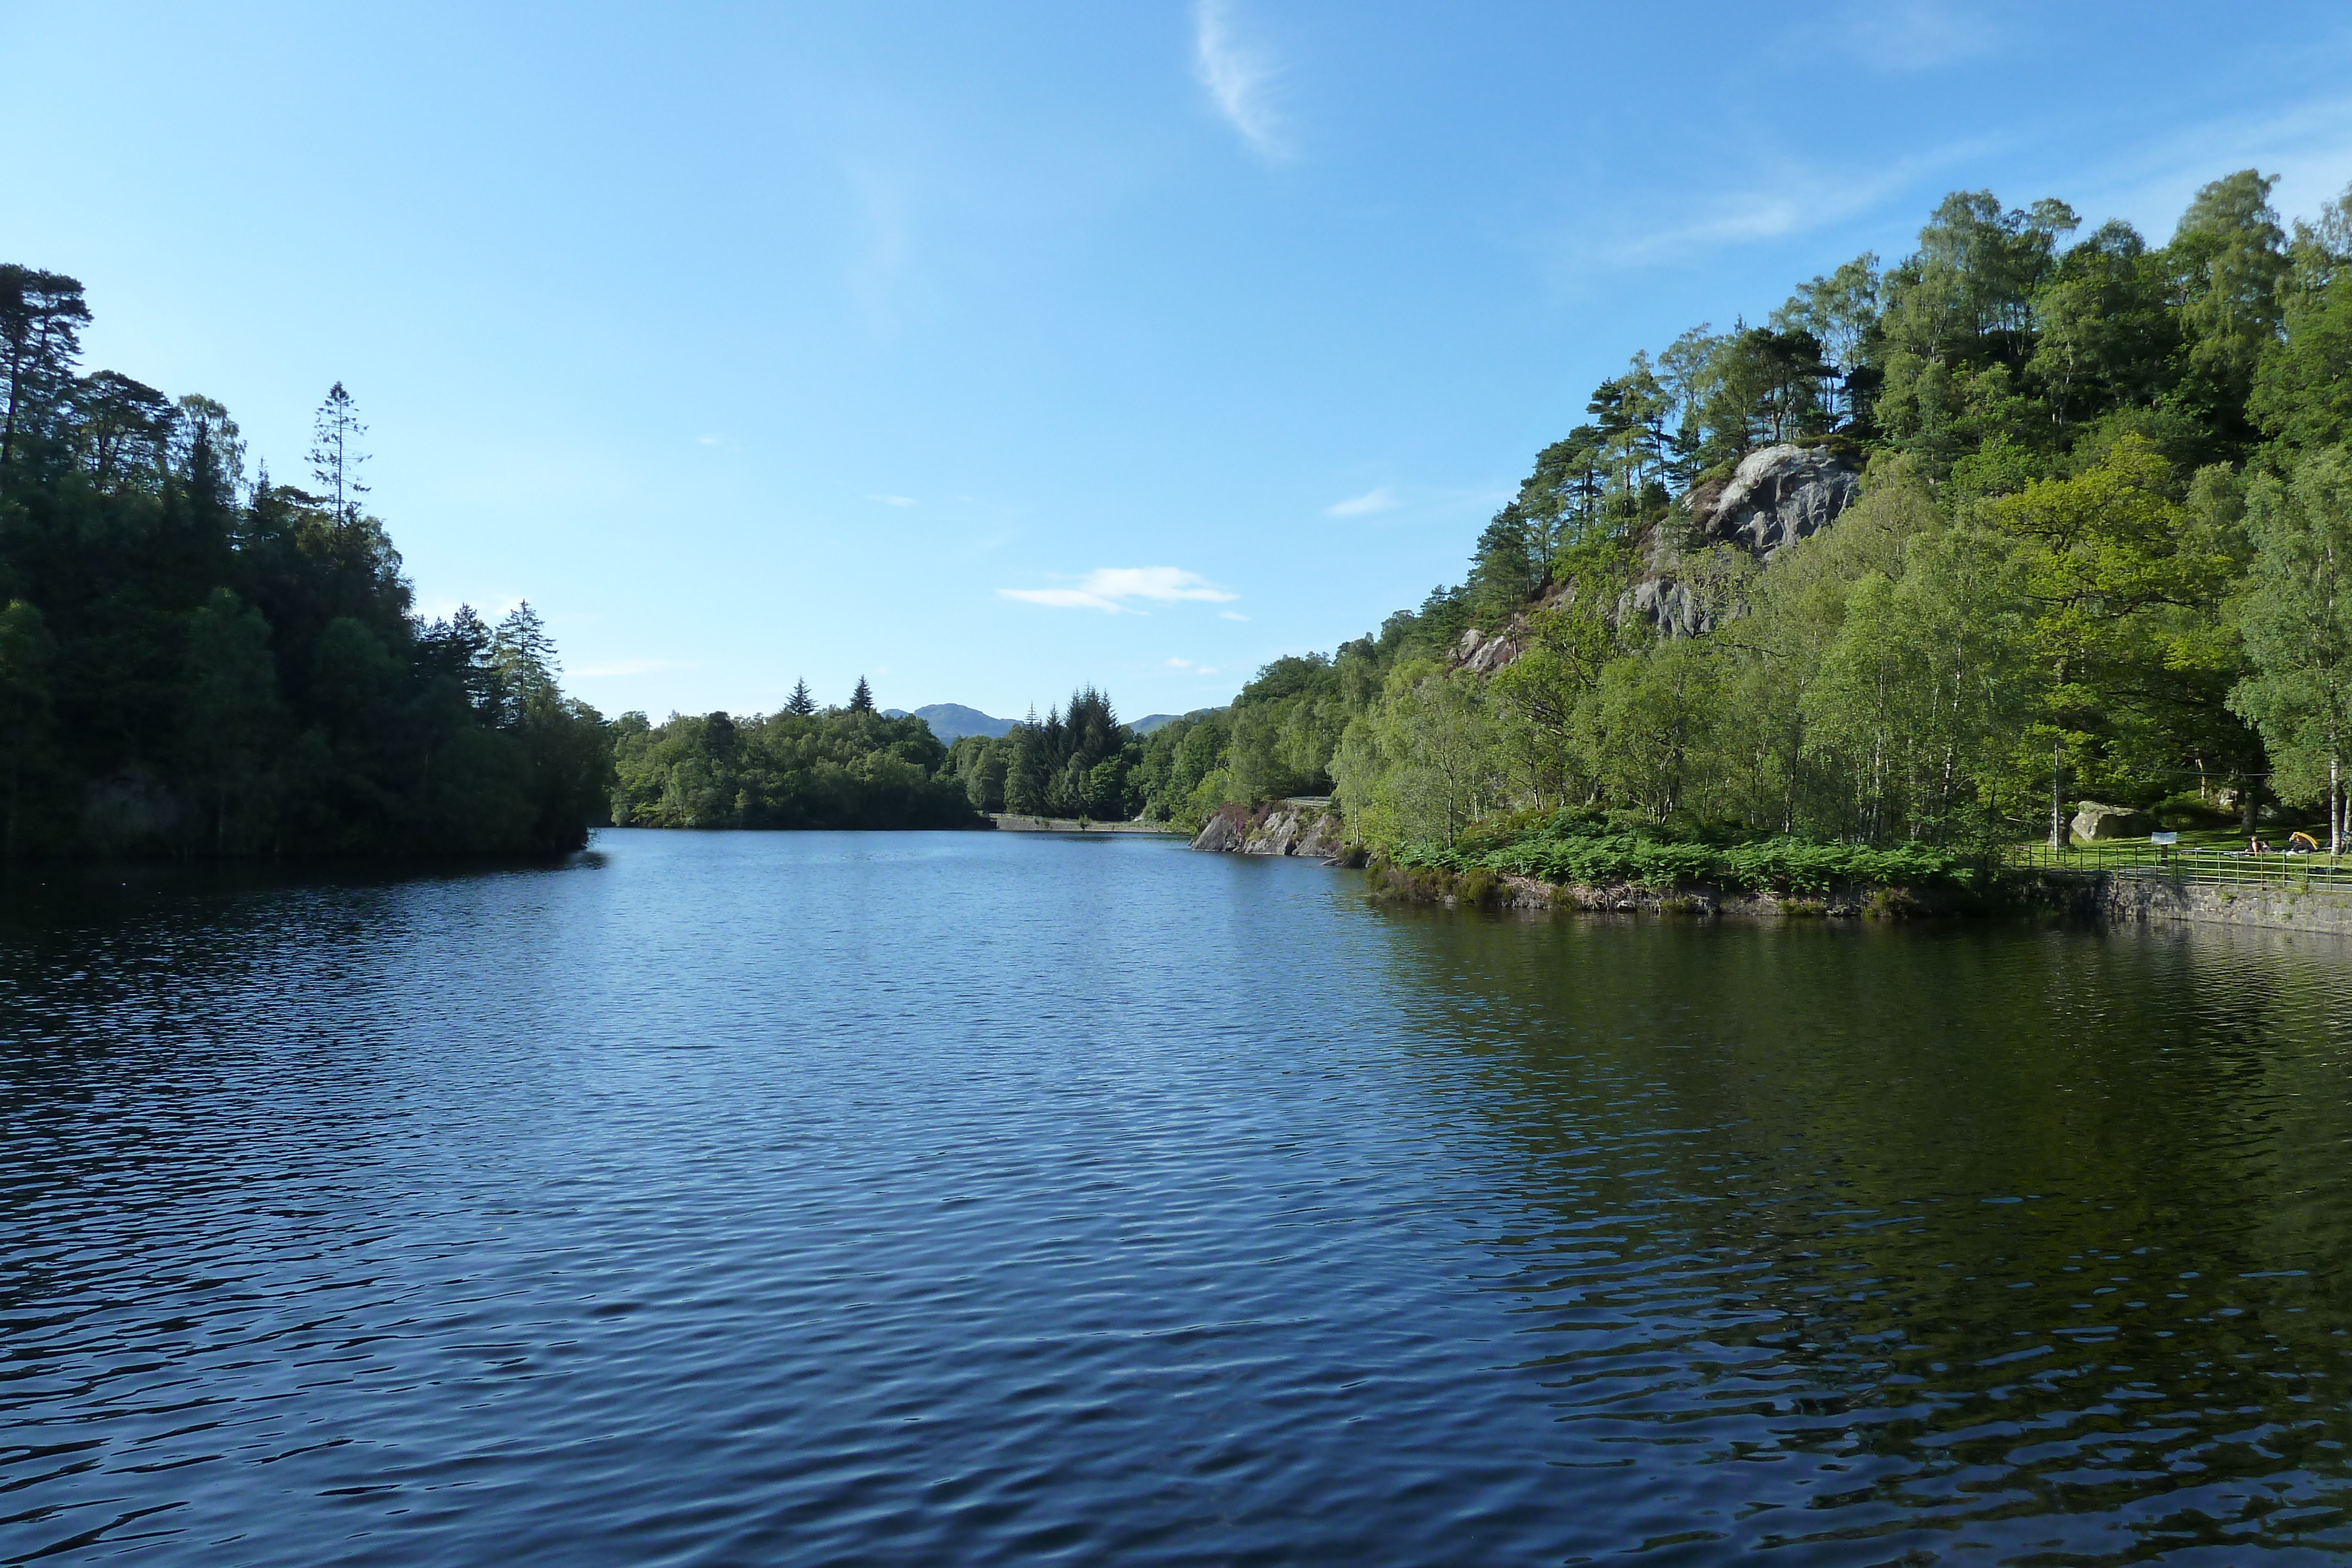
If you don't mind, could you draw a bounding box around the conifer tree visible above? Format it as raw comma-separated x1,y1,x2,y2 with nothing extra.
786,679,816,716
0,266,90,472
307,381,369,522
849,676,875,713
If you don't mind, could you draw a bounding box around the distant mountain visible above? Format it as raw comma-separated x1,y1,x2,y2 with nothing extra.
887,704,1210,741
901,703,1017,742
1132,708,1221,735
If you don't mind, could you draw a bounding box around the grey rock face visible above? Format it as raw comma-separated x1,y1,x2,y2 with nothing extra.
1622,577,1710,638
1451,445,1861,658
2071,800,2152,841
1190,804,1351,860
1452,625,1525,675
1190,813,1240,852
1703,444,1862,559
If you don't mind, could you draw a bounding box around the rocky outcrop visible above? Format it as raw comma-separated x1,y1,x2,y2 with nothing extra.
1621,577,1710,639
2070,800,2151,841
1451,624,1525,675
1190,800,1355,861
1448,443,1866,662
1619,443,1862,637
1698,443,1861,558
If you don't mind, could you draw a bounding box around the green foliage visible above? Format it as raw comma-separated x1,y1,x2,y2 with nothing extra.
2229,447,2352,842
1292,172,2352,870
1396,812,1982,895
0,269,611,858
933,686,1156,824
611,706,975,830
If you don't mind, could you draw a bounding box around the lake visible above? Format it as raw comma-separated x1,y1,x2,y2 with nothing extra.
4,829,2351,1564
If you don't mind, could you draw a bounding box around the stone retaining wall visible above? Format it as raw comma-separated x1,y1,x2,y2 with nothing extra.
2074,872,2352,936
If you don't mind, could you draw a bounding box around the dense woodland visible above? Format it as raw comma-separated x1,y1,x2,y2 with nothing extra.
1147,170,2352,870
18,165,2351,864
610,678,978,828
0,270,610,858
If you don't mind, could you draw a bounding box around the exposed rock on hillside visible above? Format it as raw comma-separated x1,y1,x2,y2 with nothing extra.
1622,443,1862,638
1695,443,1862,559
1191,801,1354,861
1448,443,1865,668
1452,624,1526,675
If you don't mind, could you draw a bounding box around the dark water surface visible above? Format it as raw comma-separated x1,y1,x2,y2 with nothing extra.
5,831,2352,1564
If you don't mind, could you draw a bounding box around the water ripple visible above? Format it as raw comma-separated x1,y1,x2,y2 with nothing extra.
2,835,2351,1563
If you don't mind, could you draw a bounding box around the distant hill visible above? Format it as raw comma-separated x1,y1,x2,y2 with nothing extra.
884,704,1212,741
898,703,1017,742
1132,708,1221,735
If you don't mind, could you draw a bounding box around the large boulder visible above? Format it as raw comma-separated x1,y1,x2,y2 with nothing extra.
1701,444,1862,558
2071,800,2152,842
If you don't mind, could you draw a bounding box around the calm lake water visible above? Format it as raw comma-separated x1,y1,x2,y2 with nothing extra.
5,830,2352,1565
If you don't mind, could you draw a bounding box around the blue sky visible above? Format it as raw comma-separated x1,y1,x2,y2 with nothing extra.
6,2,2352,722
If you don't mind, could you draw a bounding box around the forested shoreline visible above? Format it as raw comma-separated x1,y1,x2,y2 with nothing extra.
0,269,609,859
610,678,978,829
18,165,2352,869
1131,169,2352,881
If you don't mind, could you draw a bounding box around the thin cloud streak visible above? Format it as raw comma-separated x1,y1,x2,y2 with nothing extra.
1832,0,2005,74
1325,484,1400,517
1596,136,2009,266
998,566,1239,614
1194,0,1289,161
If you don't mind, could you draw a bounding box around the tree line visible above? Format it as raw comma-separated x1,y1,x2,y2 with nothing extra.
1157,170,2352,864
0,266,610,858
609,677,980,828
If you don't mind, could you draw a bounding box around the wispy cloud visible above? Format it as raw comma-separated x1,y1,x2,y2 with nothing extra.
1325,484,1400,517
867,493,917,507
573,658,691,678
2064,91,2352,245
1194,0,1289,161
1599,138,2006,266
999,566,1238,614
1832,0,2004,73
1167,656,1222,675
1218,610,1248,621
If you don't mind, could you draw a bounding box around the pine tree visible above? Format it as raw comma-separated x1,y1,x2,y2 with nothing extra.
785,678,815,716
491,601,561,724
0,266,91,473
849,676,874,713
308,381,369,522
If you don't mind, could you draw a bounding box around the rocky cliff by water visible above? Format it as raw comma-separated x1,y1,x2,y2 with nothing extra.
1190,800,1357,861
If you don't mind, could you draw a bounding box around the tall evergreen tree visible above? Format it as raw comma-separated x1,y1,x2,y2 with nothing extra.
0,266,90,472
307,381,369,522
849,675,875,713
785,678,816,716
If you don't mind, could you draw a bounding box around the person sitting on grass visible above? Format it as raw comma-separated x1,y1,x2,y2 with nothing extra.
2287,830,2322,852
2249,834,2275,854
